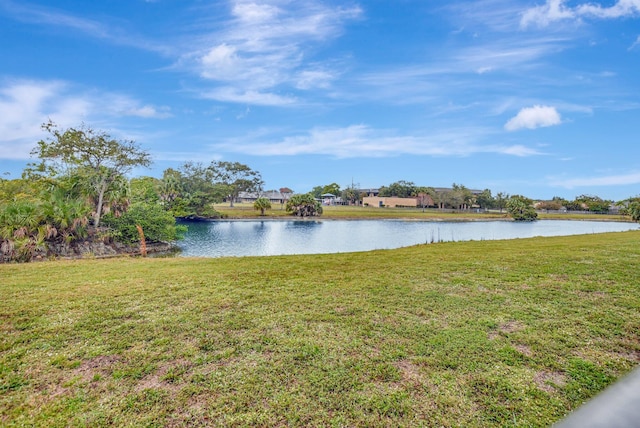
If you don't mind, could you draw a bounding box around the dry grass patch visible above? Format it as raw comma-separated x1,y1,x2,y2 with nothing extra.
534,370,568,393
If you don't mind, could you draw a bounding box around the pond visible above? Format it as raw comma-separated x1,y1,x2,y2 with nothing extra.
176,219,638,258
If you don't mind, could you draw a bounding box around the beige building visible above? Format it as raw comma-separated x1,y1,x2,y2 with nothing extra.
363,196,418,208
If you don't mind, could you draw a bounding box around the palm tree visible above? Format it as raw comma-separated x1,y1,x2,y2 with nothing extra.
254,197,272,216
0,200,45,261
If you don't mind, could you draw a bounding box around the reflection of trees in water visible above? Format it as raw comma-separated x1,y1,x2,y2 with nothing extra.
286,221,322,230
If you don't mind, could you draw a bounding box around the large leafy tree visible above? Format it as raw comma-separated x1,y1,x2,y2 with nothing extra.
379,180,416,198
173,162,223,217
311,183,341,199
210,161,263,207
475,189,495,210
30,121,151,227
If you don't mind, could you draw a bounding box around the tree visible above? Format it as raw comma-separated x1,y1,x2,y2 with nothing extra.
254,197,272,216
475,189,495,210
451,183,474,209
537,200,563,211
629,201,640,222
102,202,185,244
279,187,294,210
415,186,436,211
574,194,612,213
162,163,222,218
623,197,640,222
311,183,340,199
286,194,323,217
506,195,538,221
30,121,151,227
379,181,416,198
495,192,509,213
130,176,161,205
341,182,362,206
210,161,263,207
322,183,341,196
310,186,324,199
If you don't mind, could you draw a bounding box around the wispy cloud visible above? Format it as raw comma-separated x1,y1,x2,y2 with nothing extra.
505,105,562,131
178,0,362,104
0,0,169,53
212,124,544,158
521,0,640,28
200,88,297,107
0,78,171,159
550,171,640,188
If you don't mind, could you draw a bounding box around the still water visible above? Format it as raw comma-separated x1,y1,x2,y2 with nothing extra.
176,219,638,258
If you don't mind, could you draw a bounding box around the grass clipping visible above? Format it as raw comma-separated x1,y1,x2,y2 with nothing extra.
1,231,639,426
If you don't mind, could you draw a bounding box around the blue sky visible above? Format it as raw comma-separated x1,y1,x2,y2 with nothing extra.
1,0,639,201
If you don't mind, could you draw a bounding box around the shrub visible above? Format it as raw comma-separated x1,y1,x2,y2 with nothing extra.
102,203,186,244
286,194,323,217
506,197,538,221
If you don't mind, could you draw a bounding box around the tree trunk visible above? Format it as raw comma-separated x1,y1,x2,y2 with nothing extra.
94,178,108,228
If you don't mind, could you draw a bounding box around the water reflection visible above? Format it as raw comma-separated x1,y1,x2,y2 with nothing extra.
176,219,638,258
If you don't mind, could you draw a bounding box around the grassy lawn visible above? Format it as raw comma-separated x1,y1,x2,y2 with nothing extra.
1,231,639,426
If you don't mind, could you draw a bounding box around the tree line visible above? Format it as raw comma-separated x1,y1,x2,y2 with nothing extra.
309,179,640,220
2,122,640,261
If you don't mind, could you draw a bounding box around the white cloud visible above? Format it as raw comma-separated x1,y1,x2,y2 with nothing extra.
180,0,362,103
505,105,562,131
521,0,640,28
0,79,171,159
520,0,575,28
500,144,545,156
577,0,640,19
294,69,335,90
201,88,296,106
232,2,280,23
0,0,168,53
212,125,544,158
550,171,640,188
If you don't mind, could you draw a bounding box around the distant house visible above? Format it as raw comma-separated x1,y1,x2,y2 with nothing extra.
237,190,293,205
359,188,380,197
321,193,338,205
363,196,420,208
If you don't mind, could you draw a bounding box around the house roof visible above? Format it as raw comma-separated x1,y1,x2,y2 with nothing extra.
238,190,293,199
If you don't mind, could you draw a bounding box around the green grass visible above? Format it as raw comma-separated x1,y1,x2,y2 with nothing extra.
1,231,639,426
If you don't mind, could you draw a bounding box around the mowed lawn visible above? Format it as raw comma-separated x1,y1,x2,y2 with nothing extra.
1,232,639,427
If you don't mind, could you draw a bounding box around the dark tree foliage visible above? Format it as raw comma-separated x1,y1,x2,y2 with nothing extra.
574,195,612,213
379,181,416,198
475,189,495,209
286,194,323,217
506,195,538,221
